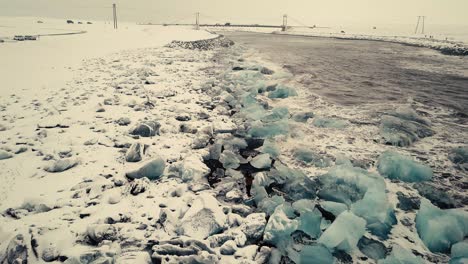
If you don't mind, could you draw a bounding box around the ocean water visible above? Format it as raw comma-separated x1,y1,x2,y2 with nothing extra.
223,31,468,115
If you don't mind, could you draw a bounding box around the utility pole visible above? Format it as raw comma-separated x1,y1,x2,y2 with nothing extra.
421,16,425,34
414,16,420,34
195,12,200,30
112,3,118,29
282,14,288,31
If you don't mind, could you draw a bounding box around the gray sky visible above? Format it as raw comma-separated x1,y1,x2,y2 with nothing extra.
1,0,468,26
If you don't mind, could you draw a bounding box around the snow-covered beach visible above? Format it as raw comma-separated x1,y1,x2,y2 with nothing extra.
1,16,468,264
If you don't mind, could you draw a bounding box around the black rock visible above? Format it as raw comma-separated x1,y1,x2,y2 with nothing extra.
396,191,421,211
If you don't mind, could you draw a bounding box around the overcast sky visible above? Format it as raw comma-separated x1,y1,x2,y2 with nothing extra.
1,0,468,26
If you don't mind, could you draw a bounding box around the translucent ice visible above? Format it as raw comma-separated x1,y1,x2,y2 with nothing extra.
250,153,272,169
248,120,289,138
293,148,332,168
269,164,318,201
318,211,366,252
313,117,348,129
320,201,348,217
267,84,298,99
240,103,267,121
378,246,424,264
351,189,397,239
317,165,386,206
258,139,280,158
261,107,289,123
291,244,335,264
415,199,468,253
450,241,468,264
377,151,432,182
219,150,240,169
298,210,322,239
292,112,315,123
258,195,286,216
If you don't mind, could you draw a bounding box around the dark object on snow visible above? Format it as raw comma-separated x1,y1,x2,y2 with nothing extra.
1,234,28,264
166,36,234,51
66,20,74,24
396,192,421,211
129,121,160,137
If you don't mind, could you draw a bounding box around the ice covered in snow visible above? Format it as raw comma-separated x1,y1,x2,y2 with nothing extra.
125,158,165,180
263,204,299,249
415,199,468,253
179,194,227,239
377,151,433,182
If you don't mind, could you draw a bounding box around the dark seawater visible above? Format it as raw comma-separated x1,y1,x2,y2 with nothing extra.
222,32,468,115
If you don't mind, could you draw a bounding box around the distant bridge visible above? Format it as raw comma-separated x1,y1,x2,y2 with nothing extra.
137,13,319,32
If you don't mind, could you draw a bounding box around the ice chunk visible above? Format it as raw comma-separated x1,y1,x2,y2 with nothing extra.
450,241,468,264
125,158,165,180
378,246,424,264
219,150,240,169
258,139,280,158
415,199,468,253
292,199,315,215
262,107,289,123
240,103,268,121
351,189,397,239
240,213,267,241
129,120,160,137
268,84,298,99
257,194,285,216
318,211,366,252
377,151,432,182
358,237,388,260
180,194,227,239
0,150,13,160
317,165,386,206
313,117,348,129
298,210,322,239
293,148,332,168
291,244,335,264
250,153,272,169
248,120,289,138
269,164,318,201
380,113,434,147
292,112,315,123
320,201,348,217
263,204,299,249
44,158,79,173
